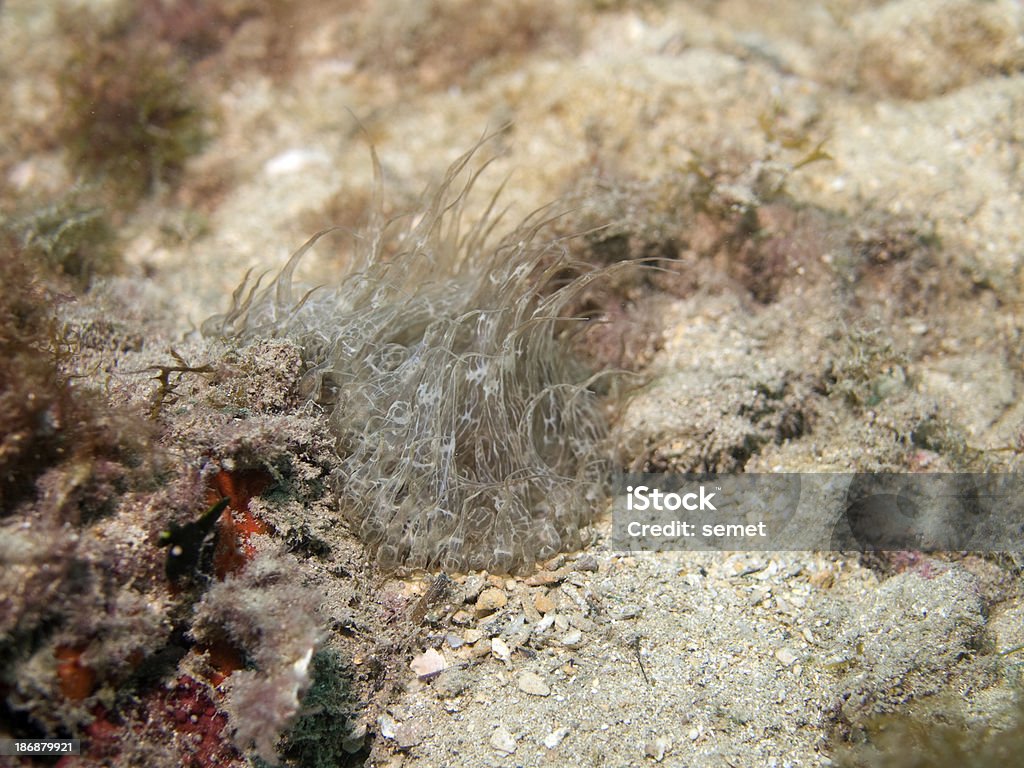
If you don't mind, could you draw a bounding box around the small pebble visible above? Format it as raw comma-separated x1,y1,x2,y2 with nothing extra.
476,588,507,614
395,722,422,749
433,668,471,698
342,721,366,753
461,575,486,602
775,648,798,667
644,735,671,761
573,615,596,632
378,714,398,739
525,569,565,587
518,671,551,697
521,590,542,622
609,605,643,620
410,648,447,679
543,727,570,749
559,583,585,610
491,637,512,662
468,639,492,659
534,592,556,614
535,614,556,633
490,726,517,754
560,629,584,648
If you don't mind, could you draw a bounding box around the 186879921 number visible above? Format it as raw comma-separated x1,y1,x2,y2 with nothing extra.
1,739,81,755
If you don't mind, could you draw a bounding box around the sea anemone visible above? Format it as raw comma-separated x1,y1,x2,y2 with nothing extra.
204,140,614,572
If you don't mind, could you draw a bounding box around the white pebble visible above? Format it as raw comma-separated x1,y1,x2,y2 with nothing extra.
543,727,570,749
410,648,447,679
491,637,512,662
560,629,583,648
775,647,798,667
490,726,517,754
378,714,398,739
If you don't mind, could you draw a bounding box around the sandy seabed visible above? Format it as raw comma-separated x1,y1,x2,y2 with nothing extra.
1,1,1023,766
